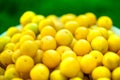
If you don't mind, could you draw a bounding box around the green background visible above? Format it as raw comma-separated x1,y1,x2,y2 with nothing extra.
0,0,120,34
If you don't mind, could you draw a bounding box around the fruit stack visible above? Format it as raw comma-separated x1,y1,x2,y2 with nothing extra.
0,11,120,80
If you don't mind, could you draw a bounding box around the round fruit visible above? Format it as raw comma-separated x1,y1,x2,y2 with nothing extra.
0,50,13,66
21,29,36,39
4,67,19,80
50,69,67,80
15,55,34,73
38,18,55,31
30,63,49,80
96,27,108,39
40,25,56,37
60,57,80,77
89,50,103,65
23,23,39,34
75,27,89,40
85,12,97,26
112,67,120,80
33,49,44,64
60,13,76,24
0,36,10,52
55,29,73,46
20,40,38,57
61,50,77,60
91,36,108,53
102,52,120,70
56,46,72,55
32,15,45,24
54,20,64,31
20,11,36,26
12,49,21,63
97,16,112,29
4,42,15,50
64,21,79,34
6,64,15,70
80,54,97,74
108,34,120,52
11,33,21,43
42,50,61,69
92,66,111,80
6,27,20,37
73,39,91,56
19,35,34,43
69,38,77,49
87,29,102,42
76,15,89,27
40,36,57,50
47,15,57,21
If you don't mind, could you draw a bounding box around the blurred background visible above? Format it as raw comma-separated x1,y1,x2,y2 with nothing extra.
0,0,120,34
